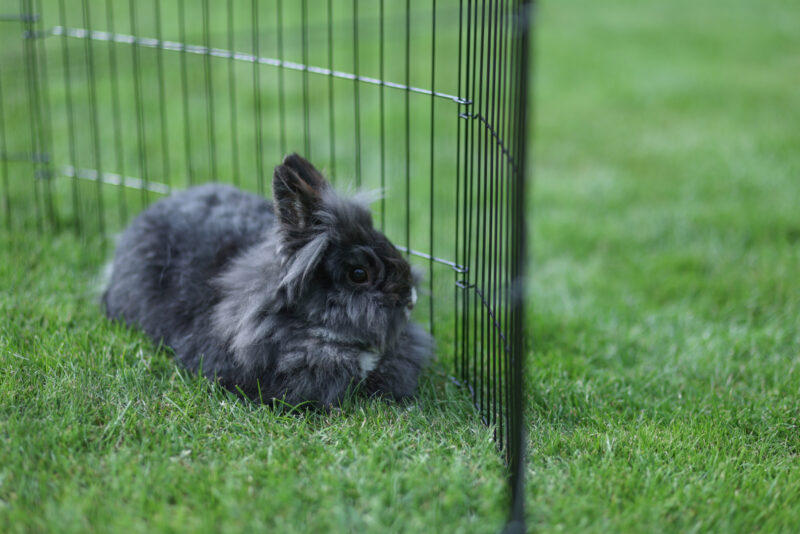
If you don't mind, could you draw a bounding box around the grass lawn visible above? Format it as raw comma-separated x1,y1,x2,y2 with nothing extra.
527,0,800,531
2,0,800,532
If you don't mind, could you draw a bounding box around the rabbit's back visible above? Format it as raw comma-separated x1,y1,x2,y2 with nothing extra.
103,184,275,371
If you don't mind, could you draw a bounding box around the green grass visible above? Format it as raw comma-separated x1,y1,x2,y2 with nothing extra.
2,0,800,532
526,0,800,531
0,231,506,533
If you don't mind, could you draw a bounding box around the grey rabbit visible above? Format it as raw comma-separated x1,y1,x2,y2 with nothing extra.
103,154,434,407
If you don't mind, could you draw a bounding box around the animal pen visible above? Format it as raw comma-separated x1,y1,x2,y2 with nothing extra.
0,0,532,528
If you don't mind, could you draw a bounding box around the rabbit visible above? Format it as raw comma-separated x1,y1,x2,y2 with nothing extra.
102,154,434,408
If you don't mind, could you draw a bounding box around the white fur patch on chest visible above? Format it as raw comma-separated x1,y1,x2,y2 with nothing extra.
358,349,381,378
405,287,418,319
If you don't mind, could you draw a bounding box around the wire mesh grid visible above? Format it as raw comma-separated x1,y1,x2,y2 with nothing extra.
0,0,531,527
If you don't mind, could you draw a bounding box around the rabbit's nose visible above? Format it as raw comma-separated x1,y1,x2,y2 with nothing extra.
407,287,417,310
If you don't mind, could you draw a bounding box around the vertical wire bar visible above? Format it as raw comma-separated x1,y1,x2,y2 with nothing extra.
428,0,436,335
252,0,264,194
154,0,171,191
489,0,500,429
106,0,127,223
488,0,502,437
227,0,240,186
499,0,510,439
327,0,336,180
484,0,497,435
0,66,9,230
479,0,494,427
476,0,489,421
482,0,494,425
502,0,518,455
482,0,495,431
58,0,80,234
352,0,361,187
506,0,523,465
463,0,477,394
203,0,218,180
33,0,57,229
302,0,311,158
469,0,481,400
454,0,465,376
22,0,43,233
483,0,498,432
179,0,194,185
508,2,532,528
379,0,385,229
30,4,47,230
82,0,105,236
276,0,286,156
497,0,513,452
130,0,149,208
460,0,468,382
404,0,411,256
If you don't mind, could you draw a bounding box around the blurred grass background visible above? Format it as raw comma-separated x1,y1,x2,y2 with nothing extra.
528,0,800,531
2,0,800,532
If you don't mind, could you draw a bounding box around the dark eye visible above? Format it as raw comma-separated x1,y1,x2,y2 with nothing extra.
348,266,369,284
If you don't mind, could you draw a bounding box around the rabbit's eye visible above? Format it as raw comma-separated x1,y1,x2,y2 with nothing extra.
348,266,369,284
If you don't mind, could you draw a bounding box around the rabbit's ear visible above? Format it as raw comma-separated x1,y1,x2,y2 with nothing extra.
281,153,327,190
273,154,328,231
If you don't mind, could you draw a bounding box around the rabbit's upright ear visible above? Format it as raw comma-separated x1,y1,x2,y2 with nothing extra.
273,155,331,299
273,154,329,231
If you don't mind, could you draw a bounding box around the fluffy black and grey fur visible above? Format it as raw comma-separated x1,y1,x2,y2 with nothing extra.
103,154,434,407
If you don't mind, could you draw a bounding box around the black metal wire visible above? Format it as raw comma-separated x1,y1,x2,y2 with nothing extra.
488,0,502,440
276,0,286,157
482,0,496,434
154,0,171,192
105,0,127,223
453,3,530,494
428,0,437,335
379,0,386,230
404,0,410,256
462,0,477,408
202,0,218,181
21,0,42,232
352,0,361,188
477,0,489,422
497,0,513,453
502,0,517,456
226,0,240,186
326,0,335,181
178,0,193,186
302,0,311,159
454,0,464,377
505,0,523,469
129,0,149,208
0,64,9,230
32,0,56,229
81,0,104,236
507,2,532,529
252,0,264,194
57,0,80,233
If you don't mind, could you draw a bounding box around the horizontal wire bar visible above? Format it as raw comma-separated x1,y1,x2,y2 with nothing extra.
50,26,471,105
60,165,171,195
394,245,467,273
455,280,511,355
58,165,465,271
